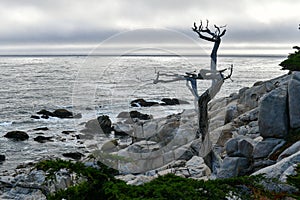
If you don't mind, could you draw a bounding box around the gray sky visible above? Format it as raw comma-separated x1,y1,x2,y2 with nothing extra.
0,0,299,55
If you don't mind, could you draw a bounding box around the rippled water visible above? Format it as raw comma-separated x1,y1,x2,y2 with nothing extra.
0,55,286,174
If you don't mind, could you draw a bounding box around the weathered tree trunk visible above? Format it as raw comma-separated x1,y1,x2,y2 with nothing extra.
197,90,211,140
210,38,221,71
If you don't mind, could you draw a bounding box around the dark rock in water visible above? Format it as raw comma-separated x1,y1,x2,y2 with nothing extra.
41,115,49,119
129,111,152,120
35,132,44,135
33,136,53,143
0,155,5,162
130,98,159,107
84,115,112,134
160,98,180,105
97,115,113,133
62,152,84,160
30,115,40,119
53,109,73,118
62,130,75,135
4,131,29,141
33,127,49,131
37,109,54,117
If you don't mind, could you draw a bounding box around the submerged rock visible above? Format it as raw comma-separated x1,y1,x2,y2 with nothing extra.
129,111,152,120
4,131,29,141
130,98,159,107
33,136,53,143
53,109,73,118
37,109,54,117
33,127,49,131
0,154,5,162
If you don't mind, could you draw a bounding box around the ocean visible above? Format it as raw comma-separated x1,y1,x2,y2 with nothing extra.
0,55,287,174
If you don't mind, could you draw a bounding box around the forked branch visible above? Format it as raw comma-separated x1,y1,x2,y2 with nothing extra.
192,20,226,42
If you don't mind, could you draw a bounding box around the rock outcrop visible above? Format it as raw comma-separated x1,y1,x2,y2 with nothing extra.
4,131,29,141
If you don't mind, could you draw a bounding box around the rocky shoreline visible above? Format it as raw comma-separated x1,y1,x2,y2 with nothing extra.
1,72,300,199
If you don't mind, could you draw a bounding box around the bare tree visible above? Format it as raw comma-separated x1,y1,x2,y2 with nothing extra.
154,20,232,143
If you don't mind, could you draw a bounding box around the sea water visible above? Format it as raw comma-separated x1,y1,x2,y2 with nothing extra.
0,55,286,174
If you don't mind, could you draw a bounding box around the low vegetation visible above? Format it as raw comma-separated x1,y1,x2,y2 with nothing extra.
280,47,300,71
35,159,299,200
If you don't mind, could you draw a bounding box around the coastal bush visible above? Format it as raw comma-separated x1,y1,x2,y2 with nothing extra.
280,48,300,71
287,164,300,192
35,159,300,200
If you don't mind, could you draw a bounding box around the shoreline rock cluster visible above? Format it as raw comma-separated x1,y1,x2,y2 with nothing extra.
1,72,300,199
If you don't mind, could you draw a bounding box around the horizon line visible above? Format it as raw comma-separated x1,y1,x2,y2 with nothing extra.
0,53,287,58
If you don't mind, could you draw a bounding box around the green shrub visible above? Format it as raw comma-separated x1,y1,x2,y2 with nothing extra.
36,159,299,200
280,47,300,71
287,164,300,190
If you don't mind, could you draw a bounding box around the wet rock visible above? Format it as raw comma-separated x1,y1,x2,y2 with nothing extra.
129,111,152,120
84,115,112,134
4,131,29,141
62,130,75,135
41,115,49,119
33,136,53,143
62,152,84,160
253,138,285,159
37,109,54,117
160,98,180,105
30,115,40,119
288,72,300,129
0,154,5,161
53,109,73,118
97,115,112,133
33,127,49,131
258,87,288,138
130,98,159,107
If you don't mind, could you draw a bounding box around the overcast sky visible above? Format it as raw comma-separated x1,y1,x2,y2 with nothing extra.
0,0,299,55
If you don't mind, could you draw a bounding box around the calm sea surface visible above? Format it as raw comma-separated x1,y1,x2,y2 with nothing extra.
0,55,287,173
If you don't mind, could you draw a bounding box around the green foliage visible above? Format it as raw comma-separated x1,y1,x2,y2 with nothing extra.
280,48,300,71
287,164,300,191
36,159,299,200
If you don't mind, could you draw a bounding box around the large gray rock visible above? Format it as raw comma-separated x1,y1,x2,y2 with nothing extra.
288,72,300,129
225,138,253,158
278,141,300,161
258,87,288,138
253,138,285,159
238,82,275,110
252,151,300,180
217,157,250,178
